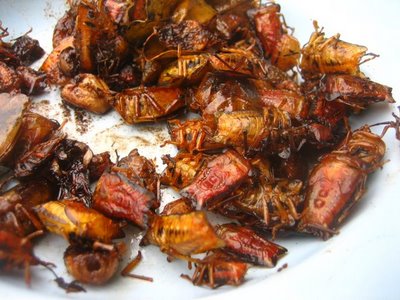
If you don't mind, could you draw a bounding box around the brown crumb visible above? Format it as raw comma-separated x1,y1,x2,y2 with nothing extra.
277,263,288,272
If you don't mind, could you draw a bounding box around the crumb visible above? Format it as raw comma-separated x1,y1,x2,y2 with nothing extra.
277,263,288,272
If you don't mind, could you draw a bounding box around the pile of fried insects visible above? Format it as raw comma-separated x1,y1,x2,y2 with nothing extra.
1,0,399,292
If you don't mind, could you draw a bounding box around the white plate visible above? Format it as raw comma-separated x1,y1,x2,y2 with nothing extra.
1,1,399,299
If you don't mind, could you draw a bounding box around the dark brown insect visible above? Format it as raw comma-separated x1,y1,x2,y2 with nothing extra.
298,126,386,239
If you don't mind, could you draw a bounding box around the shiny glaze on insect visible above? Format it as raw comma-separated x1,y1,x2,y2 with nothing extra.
181,150,251,208
34,199,124,243
215,223,287,267
298,126,386,239
143,211,224,256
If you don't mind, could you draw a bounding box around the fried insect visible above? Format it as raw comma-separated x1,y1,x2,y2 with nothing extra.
0,93,30,165
34,199,124,243
231,157,304,238
161,198,194,216
0,180,55,236
64,241,125,285
215,223,287,267
111,86,185,123
61,74,112,114
185,250,248,288
298,126,386,239
181,150,251,208
143,211,224,258
0,230,45,286
93,149,158,228
161,152,206,190
300,21,374,78
251,3,300,71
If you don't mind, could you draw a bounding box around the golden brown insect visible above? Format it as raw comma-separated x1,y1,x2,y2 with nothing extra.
298,126,386,239
111,86,185,123
166,118,221,153
161,152,207,190
34,199,124,243
181,150,251,209
61,73,112,114
184,250,248,288
142,211,224,258
300,21,375,78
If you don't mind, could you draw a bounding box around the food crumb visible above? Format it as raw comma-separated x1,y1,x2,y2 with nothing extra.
277,263,288,272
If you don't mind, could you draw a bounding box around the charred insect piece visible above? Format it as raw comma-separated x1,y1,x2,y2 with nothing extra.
143,19,219,61
142,211,224,257
16,66,47,95
40,36,75,85
300,21,374,78
161,198,194,216
161,152,206,190
64,241,125,285
112,86,185,123
0,180,55,236
34,199,124,243
49,139,93,206
0,93,30,166
11,34,45,66
93,171,157,228
298,126,386,239
61,73,112,114
320,74,395,109
181,150,251,209
74,1,128,74
52,8,76,48
185,250,248,288
250,3,300,71
88,151,114,181
215,223,287,267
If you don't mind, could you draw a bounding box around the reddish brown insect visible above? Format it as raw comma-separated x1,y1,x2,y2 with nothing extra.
298,126,386,239
215,223,287,267
0,230,45,285
64,242,126,285
184,250,248,288
181,150,251,209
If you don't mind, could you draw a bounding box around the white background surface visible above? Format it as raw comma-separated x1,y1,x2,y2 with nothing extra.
0,1,399,299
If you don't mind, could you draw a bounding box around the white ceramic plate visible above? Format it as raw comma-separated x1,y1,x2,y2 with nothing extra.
1,1,399,299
